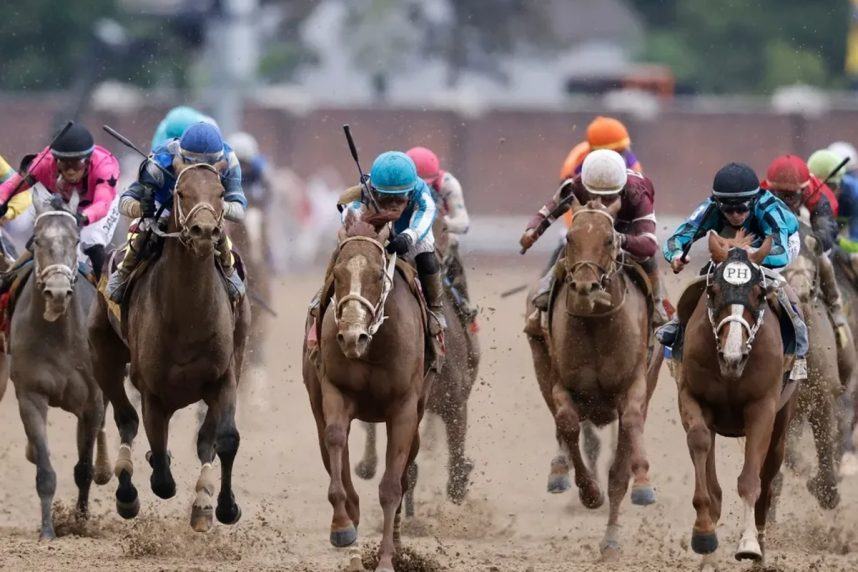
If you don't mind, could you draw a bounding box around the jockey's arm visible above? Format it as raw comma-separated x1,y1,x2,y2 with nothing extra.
440,173,470,234
119,159,163,218
663,198,715,263
402,181,437,243
80,153,120,224
756,198,797,269
621,214,658,259
4,190,32,221
809,195,838,252
222,151,247,223
524,180,577,242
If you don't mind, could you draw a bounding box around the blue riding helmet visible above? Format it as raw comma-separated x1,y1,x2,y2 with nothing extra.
369,151,418,195
179,122,225,165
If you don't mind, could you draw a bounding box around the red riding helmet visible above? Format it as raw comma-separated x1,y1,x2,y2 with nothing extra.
763,154,810,192
406,146,441,185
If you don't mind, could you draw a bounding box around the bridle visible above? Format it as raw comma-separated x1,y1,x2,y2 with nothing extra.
332,235,397,337
33,210,79,289
564,208,623,293
152,163,225,245
705,258,769,356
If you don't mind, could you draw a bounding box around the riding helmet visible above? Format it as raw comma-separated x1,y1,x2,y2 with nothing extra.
581,149,628,194
369,151,419,195
763,154,809,192
712,162,760,202
179,122,225,163
50,123,94,159
406,146,441,185
586,116,631,151
808,149,846,187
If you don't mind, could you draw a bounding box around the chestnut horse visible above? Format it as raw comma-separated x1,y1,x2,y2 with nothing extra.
525,199,653,560
678,232,795,565
303,219,431,572
89,162,250,531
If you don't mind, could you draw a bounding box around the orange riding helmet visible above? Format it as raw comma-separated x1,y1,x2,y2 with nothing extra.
586,116,631,151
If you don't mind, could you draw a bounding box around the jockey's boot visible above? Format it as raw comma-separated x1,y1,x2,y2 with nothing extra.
781,284,809,382
217,233,245,302
420,268,447,335
646,263,671,327
525,267,555,337
83,244,106,281
0,248,34,295
819,253,851,348
107,231,146,303
447,244,478,322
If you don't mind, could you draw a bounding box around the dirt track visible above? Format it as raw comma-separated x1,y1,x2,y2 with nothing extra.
1,258,857,571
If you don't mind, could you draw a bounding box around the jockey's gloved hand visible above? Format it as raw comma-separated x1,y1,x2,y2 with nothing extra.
386,233,413,255
49,194,66,211
75,212,88,227
139,190,156,218
0,203,8,219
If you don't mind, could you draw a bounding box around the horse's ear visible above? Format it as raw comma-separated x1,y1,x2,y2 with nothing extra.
606,197,622,217
67,190,80,214
708,231,728,263
172,155,188,175
568,195,583,214
378,224,391,244
31,183,50,216
749,235,773,265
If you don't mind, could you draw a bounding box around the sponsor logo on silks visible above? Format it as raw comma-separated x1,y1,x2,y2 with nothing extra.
723,262,752,285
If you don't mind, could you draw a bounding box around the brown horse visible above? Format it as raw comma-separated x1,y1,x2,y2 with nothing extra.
678,232,794,564
303,219,431,572
774,223,845,511
89,162,250,531
228,210,270,367
525,198,653,560
355,216,480,514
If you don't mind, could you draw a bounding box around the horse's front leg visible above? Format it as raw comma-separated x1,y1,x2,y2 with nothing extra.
553,383,603,508
141,391,176,500
355,421,378,480
321,379,358,547
211,370,242,525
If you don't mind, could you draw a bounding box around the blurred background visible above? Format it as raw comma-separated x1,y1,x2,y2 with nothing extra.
2,0,858,266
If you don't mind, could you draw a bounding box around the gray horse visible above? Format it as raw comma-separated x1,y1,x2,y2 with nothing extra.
11,188,111,540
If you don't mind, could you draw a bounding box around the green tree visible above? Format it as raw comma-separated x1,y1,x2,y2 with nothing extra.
629,0,850,93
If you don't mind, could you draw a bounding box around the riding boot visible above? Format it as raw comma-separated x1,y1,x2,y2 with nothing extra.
420,268,447,335
819,253,851,348
0,247,34,295
107,230,147,303
83,244,106,281
217,233,245,302
780,284,809,382
646,263,671,327
525,265,557,337
447,243,477,322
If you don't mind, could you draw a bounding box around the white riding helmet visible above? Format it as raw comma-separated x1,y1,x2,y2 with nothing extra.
229,131,260,163
828,141,858,170
581,149,628,195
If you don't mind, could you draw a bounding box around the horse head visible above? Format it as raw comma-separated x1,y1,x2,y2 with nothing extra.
171,157,227,258
563,198,622,313
781,223,820,304
332,219,395,359
31,186,81,322
706,231,773,378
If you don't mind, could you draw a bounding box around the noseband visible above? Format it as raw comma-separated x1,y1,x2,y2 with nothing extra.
33,211,79,289
706,259,768,356
564,208,622,290
153,163,225,245
332,235,397,337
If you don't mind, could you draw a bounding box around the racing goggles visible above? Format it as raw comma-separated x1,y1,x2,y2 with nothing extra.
56,157,88,170
179,150,225,166
714,198,753,215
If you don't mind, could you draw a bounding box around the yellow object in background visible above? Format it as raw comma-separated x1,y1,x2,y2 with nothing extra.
0,155,12,183
847,0,858,76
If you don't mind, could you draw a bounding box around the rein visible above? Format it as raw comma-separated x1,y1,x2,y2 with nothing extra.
152,163,226,245
564,208,625,316
33,211,79,288
332,235,397,337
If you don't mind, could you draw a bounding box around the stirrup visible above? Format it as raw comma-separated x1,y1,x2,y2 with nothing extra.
107,273,129,303
224,270,245,302
428,308,446,334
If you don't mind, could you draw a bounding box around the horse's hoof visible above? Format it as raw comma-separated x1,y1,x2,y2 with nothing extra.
216,501,242,525
448,458,474,504
547,472,571,494
190,504,214,532
93,466,112,486
734,534,762,561
116,475,140,520
691,530,719,555
38,528,56,542
600,541,621,562
631,484,656,506
355,459,376,480
330,524,358,547
150,474,176,500
807,475,840,510
578,482,604,509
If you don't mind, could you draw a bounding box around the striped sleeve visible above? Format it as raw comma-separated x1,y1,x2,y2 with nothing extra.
757,195,797,268
663,198,715,262
404,181,437,242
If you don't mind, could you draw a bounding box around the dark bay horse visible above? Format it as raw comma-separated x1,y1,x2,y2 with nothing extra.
355,216,480,512
525,199,653,560
303,219,431,572
89,162,250,531
12,189,111,539
775,223,847,511
679,232,794,565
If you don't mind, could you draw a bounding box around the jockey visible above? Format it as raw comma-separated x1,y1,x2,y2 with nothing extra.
230,131,273,264
405,146,477,322
559,116,642,181
762,154,849,336
150,106,216,150
340,151,446,333
827,143,858,257
107,122,247,302
519,149,661,331
661,162,807,373
0,123,120,279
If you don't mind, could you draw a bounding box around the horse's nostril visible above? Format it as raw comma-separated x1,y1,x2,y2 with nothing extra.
589,282,600,292
337,333,345,345
44,290,54,299
358,333,370,346
190,224,203,237
211,227,221,241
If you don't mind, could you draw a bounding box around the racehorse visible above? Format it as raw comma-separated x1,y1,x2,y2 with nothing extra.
89,161,250,531
11,189,111,539
303,218,432,572
678,231,795,564
525,198,654,559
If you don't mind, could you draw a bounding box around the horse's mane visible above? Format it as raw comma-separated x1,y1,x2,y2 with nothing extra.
343,218,379,239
